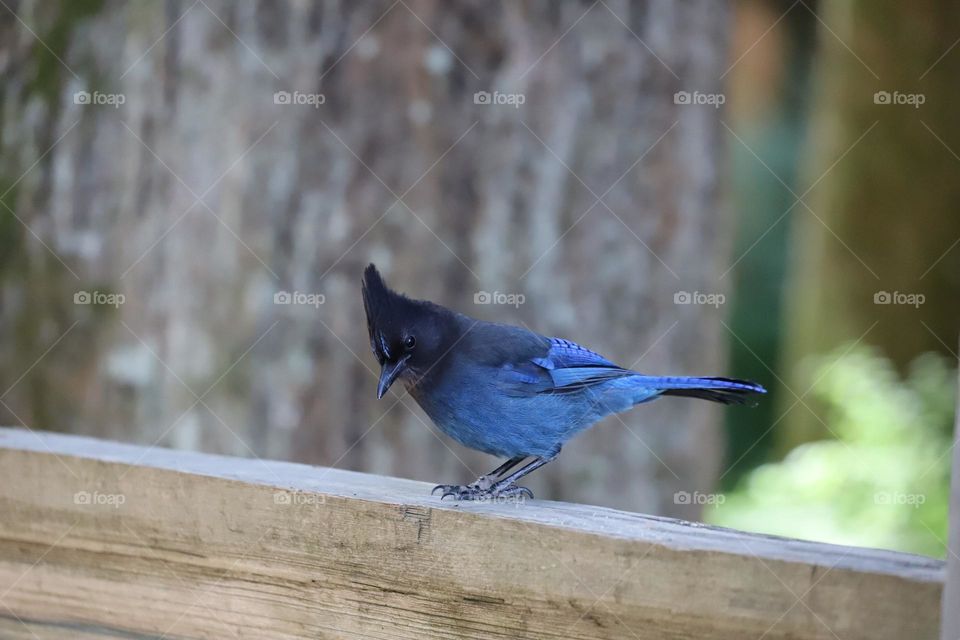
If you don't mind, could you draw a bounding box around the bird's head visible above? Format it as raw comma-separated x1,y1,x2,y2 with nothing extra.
361,263,451,398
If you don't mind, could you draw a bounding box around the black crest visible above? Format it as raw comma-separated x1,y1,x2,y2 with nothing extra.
361,263,457,375
361,264,409,364
361,264,393,322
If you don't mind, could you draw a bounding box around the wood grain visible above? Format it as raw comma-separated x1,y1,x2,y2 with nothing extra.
0,428,945,639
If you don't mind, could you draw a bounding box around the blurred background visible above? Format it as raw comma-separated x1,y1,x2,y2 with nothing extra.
1,0,957,557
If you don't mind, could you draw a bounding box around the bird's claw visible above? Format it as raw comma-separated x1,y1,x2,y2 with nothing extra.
431,483,487,500
491,483,534,500
431,482,533,501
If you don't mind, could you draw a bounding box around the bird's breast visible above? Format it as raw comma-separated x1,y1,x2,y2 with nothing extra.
406,371,587,458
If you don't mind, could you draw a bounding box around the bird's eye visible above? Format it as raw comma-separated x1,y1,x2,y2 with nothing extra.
403,335,416,350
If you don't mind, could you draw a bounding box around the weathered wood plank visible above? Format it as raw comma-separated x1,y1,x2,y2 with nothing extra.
0,428,944,639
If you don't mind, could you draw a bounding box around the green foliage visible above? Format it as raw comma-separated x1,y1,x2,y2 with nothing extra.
711,346,955,557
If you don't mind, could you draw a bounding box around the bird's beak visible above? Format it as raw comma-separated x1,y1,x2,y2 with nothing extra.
377,355,410,399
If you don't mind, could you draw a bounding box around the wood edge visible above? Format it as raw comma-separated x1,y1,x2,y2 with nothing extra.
0,426,945,584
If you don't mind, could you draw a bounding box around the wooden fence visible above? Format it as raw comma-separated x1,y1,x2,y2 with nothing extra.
0,427,946,639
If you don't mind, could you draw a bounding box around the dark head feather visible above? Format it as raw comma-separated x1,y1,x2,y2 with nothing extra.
362,263,422,365
361,263,461,383
362,264,393,320
362,264,391,363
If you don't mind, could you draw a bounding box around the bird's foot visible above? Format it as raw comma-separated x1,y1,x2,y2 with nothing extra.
490,482,534,500
431,481,533,501
431,483,490,501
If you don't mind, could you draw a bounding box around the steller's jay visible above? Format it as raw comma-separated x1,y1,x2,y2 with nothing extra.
361,264,765,500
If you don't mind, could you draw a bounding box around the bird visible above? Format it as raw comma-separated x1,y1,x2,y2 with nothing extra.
361,263,765,501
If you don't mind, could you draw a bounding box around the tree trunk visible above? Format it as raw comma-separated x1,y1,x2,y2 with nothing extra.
0,0,732,514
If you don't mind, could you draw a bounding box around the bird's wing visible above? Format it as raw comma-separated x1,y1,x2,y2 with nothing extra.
495,336,631,396
534,337,617,368
534,337,633,392
495,360,557,395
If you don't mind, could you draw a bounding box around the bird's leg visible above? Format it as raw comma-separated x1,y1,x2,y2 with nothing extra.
432,456,526,500
488,448,561,499
473,456,527,490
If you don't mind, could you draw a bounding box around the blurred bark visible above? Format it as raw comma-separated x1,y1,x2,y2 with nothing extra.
784,0,960,446
0,0,733,514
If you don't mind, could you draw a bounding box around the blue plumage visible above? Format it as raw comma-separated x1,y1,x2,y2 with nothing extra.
361,264,766,500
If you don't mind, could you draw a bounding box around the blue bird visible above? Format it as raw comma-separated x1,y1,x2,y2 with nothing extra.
361,264,765,500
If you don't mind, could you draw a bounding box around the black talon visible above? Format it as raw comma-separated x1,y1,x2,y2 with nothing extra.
489,481,534,500
432,484,462,500
432,483,488,501
431,480,533,502
430,484,473,500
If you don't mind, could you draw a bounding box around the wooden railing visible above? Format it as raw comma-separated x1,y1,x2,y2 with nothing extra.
0,427,945,639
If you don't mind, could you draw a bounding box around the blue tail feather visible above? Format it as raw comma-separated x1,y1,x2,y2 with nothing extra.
632,375,766,405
